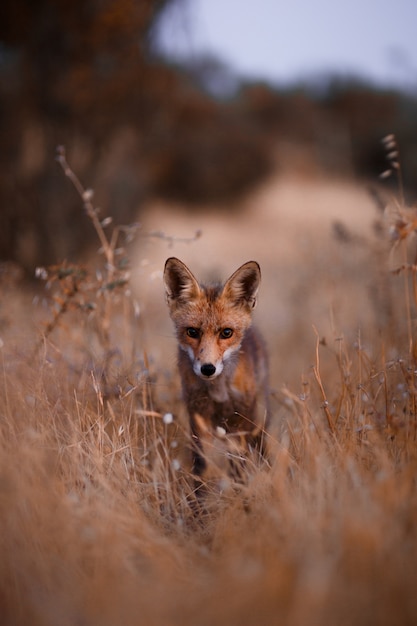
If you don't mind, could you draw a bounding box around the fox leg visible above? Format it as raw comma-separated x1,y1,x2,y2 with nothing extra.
189,413,208,477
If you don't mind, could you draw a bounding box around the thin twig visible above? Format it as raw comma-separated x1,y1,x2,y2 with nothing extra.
56,146,115,280
143,229,203,247
312,326,336,435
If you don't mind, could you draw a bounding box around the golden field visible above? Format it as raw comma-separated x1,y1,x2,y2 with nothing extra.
1,158,417,625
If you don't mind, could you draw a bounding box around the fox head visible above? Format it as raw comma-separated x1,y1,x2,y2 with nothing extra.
163,257,261,380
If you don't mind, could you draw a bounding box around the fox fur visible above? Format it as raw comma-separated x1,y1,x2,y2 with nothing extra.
163,257,270,476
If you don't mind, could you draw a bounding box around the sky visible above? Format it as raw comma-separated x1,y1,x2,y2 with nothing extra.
155,0,417,92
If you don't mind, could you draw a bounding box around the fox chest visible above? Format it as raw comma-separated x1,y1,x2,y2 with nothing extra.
185,367,257,429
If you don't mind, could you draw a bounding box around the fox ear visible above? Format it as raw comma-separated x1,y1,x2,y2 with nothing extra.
222,261,261,309
163,257,201,307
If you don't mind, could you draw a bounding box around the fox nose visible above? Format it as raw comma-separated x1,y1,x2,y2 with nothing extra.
201,363,216,377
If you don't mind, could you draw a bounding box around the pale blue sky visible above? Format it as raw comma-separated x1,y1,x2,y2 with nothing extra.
155,0,417,91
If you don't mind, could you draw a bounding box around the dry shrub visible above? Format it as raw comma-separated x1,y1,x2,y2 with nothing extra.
1,142,417,625
2,347,417,626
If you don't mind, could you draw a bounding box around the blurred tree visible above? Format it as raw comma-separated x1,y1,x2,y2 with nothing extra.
0,0,171,121
0,0,271,272
0,0,174,269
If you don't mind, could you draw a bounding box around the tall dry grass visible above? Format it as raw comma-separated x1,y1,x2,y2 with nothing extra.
1,140,417,625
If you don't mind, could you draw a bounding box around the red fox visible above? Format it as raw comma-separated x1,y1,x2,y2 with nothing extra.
163,257,270,477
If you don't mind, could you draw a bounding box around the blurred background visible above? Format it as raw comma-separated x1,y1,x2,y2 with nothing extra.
1,0,416,274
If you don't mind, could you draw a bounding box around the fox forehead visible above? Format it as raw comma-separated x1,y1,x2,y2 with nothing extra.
172,286,252,331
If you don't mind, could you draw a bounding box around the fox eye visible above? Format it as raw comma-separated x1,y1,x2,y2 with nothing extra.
220,328,233,339
186,327,200,339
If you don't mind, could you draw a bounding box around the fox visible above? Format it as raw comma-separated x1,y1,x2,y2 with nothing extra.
163,257,270,478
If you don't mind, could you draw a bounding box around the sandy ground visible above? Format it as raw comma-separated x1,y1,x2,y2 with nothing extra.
130,172,390,387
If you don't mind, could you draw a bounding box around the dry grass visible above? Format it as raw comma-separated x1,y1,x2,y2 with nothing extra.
1,142,417,625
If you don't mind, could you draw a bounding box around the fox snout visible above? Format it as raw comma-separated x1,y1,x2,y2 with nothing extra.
200,363,216,378
190,350,225,379
188,336,230,379
194,359,224,379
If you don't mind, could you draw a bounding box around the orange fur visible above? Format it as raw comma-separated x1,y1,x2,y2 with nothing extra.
164,257,270,476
